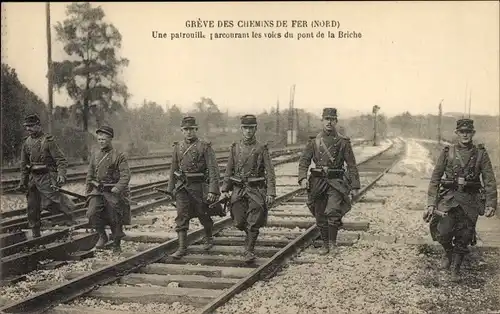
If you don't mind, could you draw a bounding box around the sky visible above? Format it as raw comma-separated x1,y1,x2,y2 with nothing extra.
2,1,499,118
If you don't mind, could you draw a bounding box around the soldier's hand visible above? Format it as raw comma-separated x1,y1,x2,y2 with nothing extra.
56,175,66,186
350,189,360,199
266,195,275,205
423,205,435,222
207,192,218,203
485,206,496,218
299,179,308,189
111,187,120,194
220,192,231,200
16,183,27,192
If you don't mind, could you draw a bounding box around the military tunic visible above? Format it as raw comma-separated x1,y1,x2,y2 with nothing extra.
19,132,75,228
166,137,221,232
427,142,497,254
298,130,360,228
221,138,276,234
85,145,131,228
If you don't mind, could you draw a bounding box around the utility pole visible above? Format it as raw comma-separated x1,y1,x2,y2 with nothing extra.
307,113,311,134
438,99,443,144
372,105,380,146
295,108,299,142
468,90,472,118
287,84,296,145
276,97,280,138
46,3,54,133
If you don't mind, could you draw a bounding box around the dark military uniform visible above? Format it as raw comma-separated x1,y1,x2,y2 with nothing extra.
298,108,360,254
18,114,75,237
221,114,276,261
86,126,131,251
427,118,497,279
167,117,221,259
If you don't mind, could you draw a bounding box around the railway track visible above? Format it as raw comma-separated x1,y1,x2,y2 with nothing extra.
0,141,370,230
0,138,403,314
0,150,305,284
0,144,312,193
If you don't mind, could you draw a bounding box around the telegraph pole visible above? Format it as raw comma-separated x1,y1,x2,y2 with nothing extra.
372,105,380,146
46,3,54,133
276,97,280,138
307,113,311,134
437,99,443,144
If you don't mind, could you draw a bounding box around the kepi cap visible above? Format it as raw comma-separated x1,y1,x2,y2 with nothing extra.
456,118,474,131
240,114,257,126
96,126,114,138
23,114,41,126
322,108,337,118
181,116,198,128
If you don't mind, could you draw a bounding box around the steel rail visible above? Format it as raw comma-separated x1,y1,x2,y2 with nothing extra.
1,145,311,193
0,151,310,313
198,138,406,314
0,149,305,232
0,139,388,313
0,152,304,259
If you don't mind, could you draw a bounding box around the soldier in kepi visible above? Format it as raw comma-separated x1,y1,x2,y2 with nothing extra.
17,114,75,238
167,116,221,259
220,114,276,262
86,126,131,252
424,118,497,281
298,108,361,255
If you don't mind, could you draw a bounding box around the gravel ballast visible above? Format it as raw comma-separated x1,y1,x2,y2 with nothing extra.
213,138,500,314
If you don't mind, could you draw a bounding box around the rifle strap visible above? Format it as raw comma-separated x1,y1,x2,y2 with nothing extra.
95,150,112,176
235,142,256,174
180,142,197,163
316,134,338,165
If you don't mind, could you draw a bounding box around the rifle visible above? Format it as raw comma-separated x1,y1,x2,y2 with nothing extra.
208,196,229,217
50,185,87,201
84,182,139,205
154,188,177,207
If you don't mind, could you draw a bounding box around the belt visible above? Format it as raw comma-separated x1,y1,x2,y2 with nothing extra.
310,168,344,179
28,164,50,174
230,176,266,186
176,172,206,183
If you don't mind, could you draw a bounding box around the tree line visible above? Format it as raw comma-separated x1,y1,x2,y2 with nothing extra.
2,2,387,165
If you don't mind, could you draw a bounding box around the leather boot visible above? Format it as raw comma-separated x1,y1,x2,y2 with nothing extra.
202,225,214,251
450,253,464,282
171,231,187,259
329,226,339,252
111,224,125,253
32,227,41,238
243,230,249,253
244,232,257,262
318,227,329,255
440,248,453,270
95,227,108,249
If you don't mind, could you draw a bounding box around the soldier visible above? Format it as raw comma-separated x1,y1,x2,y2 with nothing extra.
424,118,497,281
85,126,131,252
167,116,220,259
220,114,276,262
17,114,75,238
298,108,361,255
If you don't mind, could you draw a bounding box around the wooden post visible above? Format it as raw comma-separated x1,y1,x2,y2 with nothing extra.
437,100,443,144
46,3,54,133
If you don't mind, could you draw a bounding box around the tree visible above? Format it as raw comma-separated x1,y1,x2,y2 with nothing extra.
52,2,129,132
1,64,49,162
166,104,183,134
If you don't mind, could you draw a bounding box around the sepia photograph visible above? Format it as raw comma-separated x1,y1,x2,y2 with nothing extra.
0,1,499,313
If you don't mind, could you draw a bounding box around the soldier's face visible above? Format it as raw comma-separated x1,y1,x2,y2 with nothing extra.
25,124,41,136
182,127,197,139
241,126,257,139
322,117,337,131
455,129,475,143
97,133,112,149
